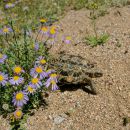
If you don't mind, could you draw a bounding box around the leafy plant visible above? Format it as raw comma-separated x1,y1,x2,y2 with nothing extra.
0,18,71,130
85,1,109,47
85,34,109,47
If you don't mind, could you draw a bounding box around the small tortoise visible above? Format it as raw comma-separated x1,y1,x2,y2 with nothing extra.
49,52,103,94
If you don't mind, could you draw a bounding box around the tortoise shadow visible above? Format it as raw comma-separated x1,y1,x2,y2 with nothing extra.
58,79,97,95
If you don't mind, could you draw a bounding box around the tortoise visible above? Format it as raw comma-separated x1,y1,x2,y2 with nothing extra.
49,52,103,94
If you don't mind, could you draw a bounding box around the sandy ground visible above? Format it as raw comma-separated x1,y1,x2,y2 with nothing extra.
1,6,130,130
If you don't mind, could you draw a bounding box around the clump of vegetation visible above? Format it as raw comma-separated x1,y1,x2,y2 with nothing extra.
0,15,72,129
86,34,109,47
85,1,109,47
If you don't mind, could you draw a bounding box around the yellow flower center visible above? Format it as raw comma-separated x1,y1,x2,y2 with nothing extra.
0,54,3,58
50,73,57,78
13,76,19,81
50,27,56,34
40,59,46,64
40,18,47,23
3,28,9,33
32,78,39,84
15,110,22,118
51,80,56,84
27,86,34,93
66,36,71,40
14,66,22,74
0,75,4,81
16,92,24,100
41,27,48,32
35,66,43,73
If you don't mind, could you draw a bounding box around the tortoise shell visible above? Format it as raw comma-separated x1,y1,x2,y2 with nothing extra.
49,52,103,94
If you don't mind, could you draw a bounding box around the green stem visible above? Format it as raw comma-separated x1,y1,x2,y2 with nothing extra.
35,25,42,42
5,34,10,45
23,29,29,71
93,19,98,40
92,9,98,40
10,21,20,64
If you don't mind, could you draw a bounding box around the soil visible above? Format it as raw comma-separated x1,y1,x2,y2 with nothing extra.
1,6,130,130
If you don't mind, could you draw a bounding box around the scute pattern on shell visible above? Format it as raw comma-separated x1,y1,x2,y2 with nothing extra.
49,52,103,94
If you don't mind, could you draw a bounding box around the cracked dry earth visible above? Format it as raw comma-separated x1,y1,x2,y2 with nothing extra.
1,6,130,130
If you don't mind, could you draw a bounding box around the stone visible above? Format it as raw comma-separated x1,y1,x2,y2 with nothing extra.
53,116,65,125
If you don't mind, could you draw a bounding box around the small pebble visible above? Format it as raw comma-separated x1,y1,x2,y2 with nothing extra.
53,116,65,125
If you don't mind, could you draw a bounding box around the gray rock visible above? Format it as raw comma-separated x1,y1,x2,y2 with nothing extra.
53,116,65,125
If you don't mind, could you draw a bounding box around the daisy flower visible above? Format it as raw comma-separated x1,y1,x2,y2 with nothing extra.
48,26,57,38
0,53,7,63
0,27,12,35
25,84,35,94
48,73,58,82
5,3,15,9
30,66,47,79
14,109,23,119
40,18,47,23
45,69,55,77
31,77,42,89
12,91,29,107
36,56,46,65
13,66,24,75
63,36,72,44
45,80,59,91
40,26,48,35
44,73,58,90
9,76,24,85
0,72,8,86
